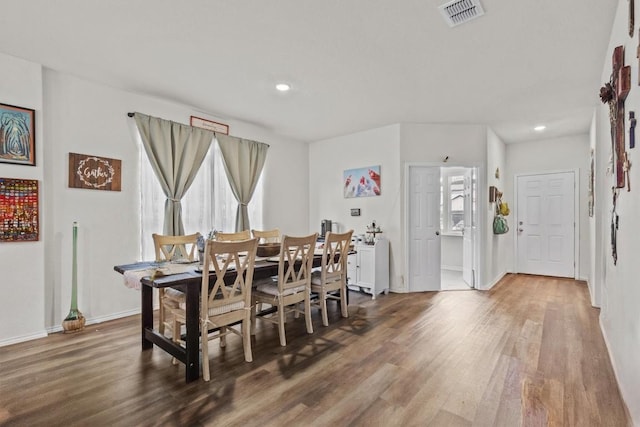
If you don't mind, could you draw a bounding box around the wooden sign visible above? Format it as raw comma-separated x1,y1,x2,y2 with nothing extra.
0,178,39,241
69,153,121,191
190,116,229,134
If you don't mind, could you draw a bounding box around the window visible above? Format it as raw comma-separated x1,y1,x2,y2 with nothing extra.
440,172,465,235
139,138,263,261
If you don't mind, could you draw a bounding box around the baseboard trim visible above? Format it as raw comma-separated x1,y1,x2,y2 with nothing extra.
46,308,141,334
441,265,463,272
599,317,635,427
0,330,48,348
483,271,507,291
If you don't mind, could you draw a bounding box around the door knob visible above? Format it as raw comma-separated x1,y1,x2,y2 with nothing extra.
435,231,440,236
518,229,523,232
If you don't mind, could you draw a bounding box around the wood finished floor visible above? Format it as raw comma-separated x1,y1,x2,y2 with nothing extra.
0,274,630,426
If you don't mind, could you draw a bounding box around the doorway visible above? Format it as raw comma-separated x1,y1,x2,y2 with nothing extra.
405,164,479,292
515,171,576,278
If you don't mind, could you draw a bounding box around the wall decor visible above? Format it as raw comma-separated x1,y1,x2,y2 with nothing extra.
69,153,122,191
489,185,500,203
599,45,631,189
190,116,229,135
630,0,635,38
623,151,631,192
630,111,636,148
637,29,640,83
0,177,39,241
0,103,35,166
343,165,381,198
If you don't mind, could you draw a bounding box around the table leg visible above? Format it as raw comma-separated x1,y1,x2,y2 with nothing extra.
141,285,153,350
184,285,200,382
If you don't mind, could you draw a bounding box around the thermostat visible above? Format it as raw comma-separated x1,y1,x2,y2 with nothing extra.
350,208,361,216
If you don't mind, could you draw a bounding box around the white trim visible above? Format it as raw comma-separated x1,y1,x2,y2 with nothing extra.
0,330,48,348
599,317,635,426
484,271,507,290
513,169,579,279
441,231,463,237
46,308,141,334
442,265,463,272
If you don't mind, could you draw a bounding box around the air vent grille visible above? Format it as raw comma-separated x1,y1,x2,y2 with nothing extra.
438,0,485,27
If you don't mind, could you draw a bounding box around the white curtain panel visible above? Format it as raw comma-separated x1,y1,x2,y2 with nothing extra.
216,134,269,232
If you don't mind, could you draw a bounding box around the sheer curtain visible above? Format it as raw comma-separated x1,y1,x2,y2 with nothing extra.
216,134,269,232
134,113,213,236
139,137,263,261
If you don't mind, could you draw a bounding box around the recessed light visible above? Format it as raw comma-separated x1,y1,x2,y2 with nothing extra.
275,83,291,92
534,125,546,132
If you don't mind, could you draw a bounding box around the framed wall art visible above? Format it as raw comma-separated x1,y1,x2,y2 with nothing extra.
0,177,39,242
0,103,36,166
343,165,381,198
69,153,122,191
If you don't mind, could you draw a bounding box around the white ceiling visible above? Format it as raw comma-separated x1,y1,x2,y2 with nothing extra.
0,0,617,143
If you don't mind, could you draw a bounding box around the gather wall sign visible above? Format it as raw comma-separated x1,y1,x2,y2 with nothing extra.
68,153,121,191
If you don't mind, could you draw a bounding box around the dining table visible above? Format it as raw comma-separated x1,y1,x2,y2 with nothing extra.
114,253,335,383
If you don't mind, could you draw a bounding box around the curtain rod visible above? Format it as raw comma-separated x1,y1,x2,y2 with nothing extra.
126,112,270,147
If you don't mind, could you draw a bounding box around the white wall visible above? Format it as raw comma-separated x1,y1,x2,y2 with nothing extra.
0,53,46,345
309,124,402,289
589,113,601,307
441,236,462,270
595,0,640,423
485,128,507,289
504,134,590,281
0,65,308,345
400,123,487,289
309,123,492,292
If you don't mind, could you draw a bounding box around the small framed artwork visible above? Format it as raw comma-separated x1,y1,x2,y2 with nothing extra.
0,177,39,241
190,116,229,135
0,103,36,166
343,165,381,198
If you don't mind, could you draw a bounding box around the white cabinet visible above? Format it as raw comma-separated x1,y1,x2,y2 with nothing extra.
347,237,389,299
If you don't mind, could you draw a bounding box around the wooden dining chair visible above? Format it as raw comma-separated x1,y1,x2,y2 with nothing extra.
310,230,353,326
252,233,317,346
172,238,258,381
152,233,200,337
251,228,281,243
215,230,251,241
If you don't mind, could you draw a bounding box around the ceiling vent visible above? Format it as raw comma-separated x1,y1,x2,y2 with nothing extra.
438,0,485,27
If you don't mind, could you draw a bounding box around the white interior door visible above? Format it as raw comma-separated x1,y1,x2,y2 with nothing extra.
516,172,575,278
462,168,473,287
408,166,441,291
